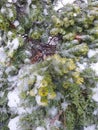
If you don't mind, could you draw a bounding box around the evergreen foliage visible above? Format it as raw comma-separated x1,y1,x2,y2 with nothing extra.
0,0,98,130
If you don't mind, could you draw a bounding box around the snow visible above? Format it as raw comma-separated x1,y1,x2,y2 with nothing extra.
61,102,68,111
55,92,64,100
35,95,42,105
48,37,59,45
54,0,76,10
8,116,20,130
84,125,96,130
7,88,20,108
29,88,37,96
25,50,32,57
91,62,98,75
77,62,87,72
8,31,13,36
0,91,4,97
9,9,14,18
12,0,17,3
25,0,32,14
5,66,16,75
48,107,58,117
11,38,19,49
20,79,29,91
17,106,34,115
0,47,7,65
13,20,19,27
54,120,61,127
35,95,48,106
92,83,98,102
54,0,88,10
7,86,34,114
7,38,20,57
1,7,6,14
35,75,43,88
36,126,45,130
44,9,48,15
7,38,19,50
8,0,17,3
8,0,12,3
24,58,31,64
93,109,98,115
27,0,32,6
88,49,98,58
